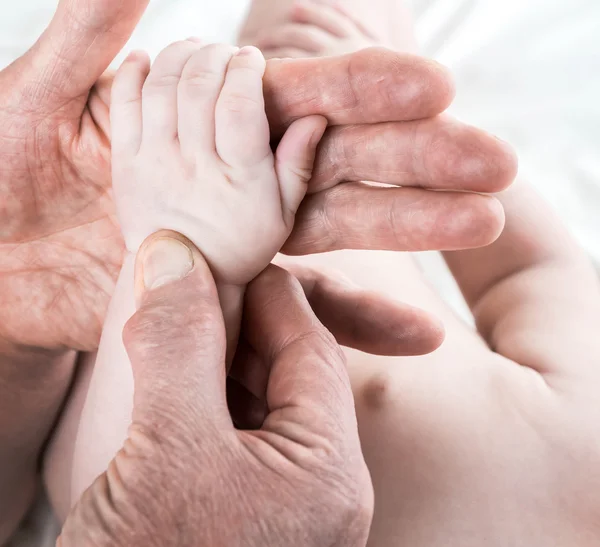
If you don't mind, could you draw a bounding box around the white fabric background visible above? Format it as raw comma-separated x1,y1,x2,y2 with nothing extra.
1,0,598,543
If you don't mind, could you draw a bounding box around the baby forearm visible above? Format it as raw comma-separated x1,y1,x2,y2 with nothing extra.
65,253,137,514
0,345,76,543
217,283,246,367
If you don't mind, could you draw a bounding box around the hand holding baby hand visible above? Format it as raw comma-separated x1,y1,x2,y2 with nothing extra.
59,234,373,547
111,42,326,286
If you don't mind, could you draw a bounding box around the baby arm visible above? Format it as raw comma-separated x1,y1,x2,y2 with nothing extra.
46,41,326,518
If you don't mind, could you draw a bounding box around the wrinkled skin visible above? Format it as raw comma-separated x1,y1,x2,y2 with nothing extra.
0,0,148,351
0,0,515,541
58,236,374,547
0,0,516,354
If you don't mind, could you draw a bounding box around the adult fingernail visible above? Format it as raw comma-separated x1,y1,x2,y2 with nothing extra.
142,237,194,291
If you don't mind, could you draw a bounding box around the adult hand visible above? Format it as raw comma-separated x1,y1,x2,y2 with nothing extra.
59,233,374,546
0,0,149,351
227,261,445,429
0,0,515,354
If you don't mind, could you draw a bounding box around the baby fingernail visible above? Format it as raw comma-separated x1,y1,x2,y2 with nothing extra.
125,50,146,62
237,46,256,56
142,237,194,291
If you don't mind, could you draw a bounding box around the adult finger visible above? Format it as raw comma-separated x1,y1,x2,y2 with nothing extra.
443,183,600,378
283,183,505,255
15,0,148,106
281,262,445,356
125,231,231,444
264,47,455,136
310,117,519,194
243,266,357,441
229,262,446,413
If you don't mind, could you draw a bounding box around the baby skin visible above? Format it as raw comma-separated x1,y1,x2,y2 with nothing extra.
50,40,327,513
251,0,383,59
238,0,418,59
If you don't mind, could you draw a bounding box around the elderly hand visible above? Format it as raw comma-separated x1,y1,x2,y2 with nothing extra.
0,0,513,538
58,233,373,547
0,0,515,354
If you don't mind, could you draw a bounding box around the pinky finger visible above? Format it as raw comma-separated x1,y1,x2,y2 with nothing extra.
110,50,151,157
275,115,328,227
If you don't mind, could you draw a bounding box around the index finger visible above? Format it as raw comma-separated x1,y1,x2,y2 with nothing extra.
243,266,357,440
264,47,455,136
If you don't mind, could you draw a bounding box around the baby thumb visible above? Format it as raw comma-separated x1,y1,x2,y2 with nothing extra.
275,115,328,227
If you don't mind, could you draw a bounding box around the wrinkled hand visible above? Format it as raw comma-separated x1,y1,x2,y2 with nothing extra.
0,0,516,353
0,0,149,351
59,233,374,547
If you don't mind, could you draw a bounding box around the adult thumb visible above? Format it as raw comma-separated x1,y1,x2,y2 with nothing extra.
125,231,232,445
17,0,148,104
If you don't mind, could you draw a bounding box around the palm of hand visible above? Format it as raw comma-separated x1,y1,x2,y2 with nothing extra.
0,66,123,351
0,0,149,351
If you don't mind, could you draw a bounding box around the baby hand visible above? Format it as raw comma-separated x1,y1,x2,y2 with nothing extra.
110,41,327,286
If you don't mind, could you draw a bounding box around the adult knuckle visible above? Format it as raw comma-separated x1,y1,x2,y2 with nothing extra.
124,304,173,351
253,263,294,291
124,298,214,359
334,455,374,531
60,433,181,546
308,452,373,540
289,329,346,379
339,479,374,539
